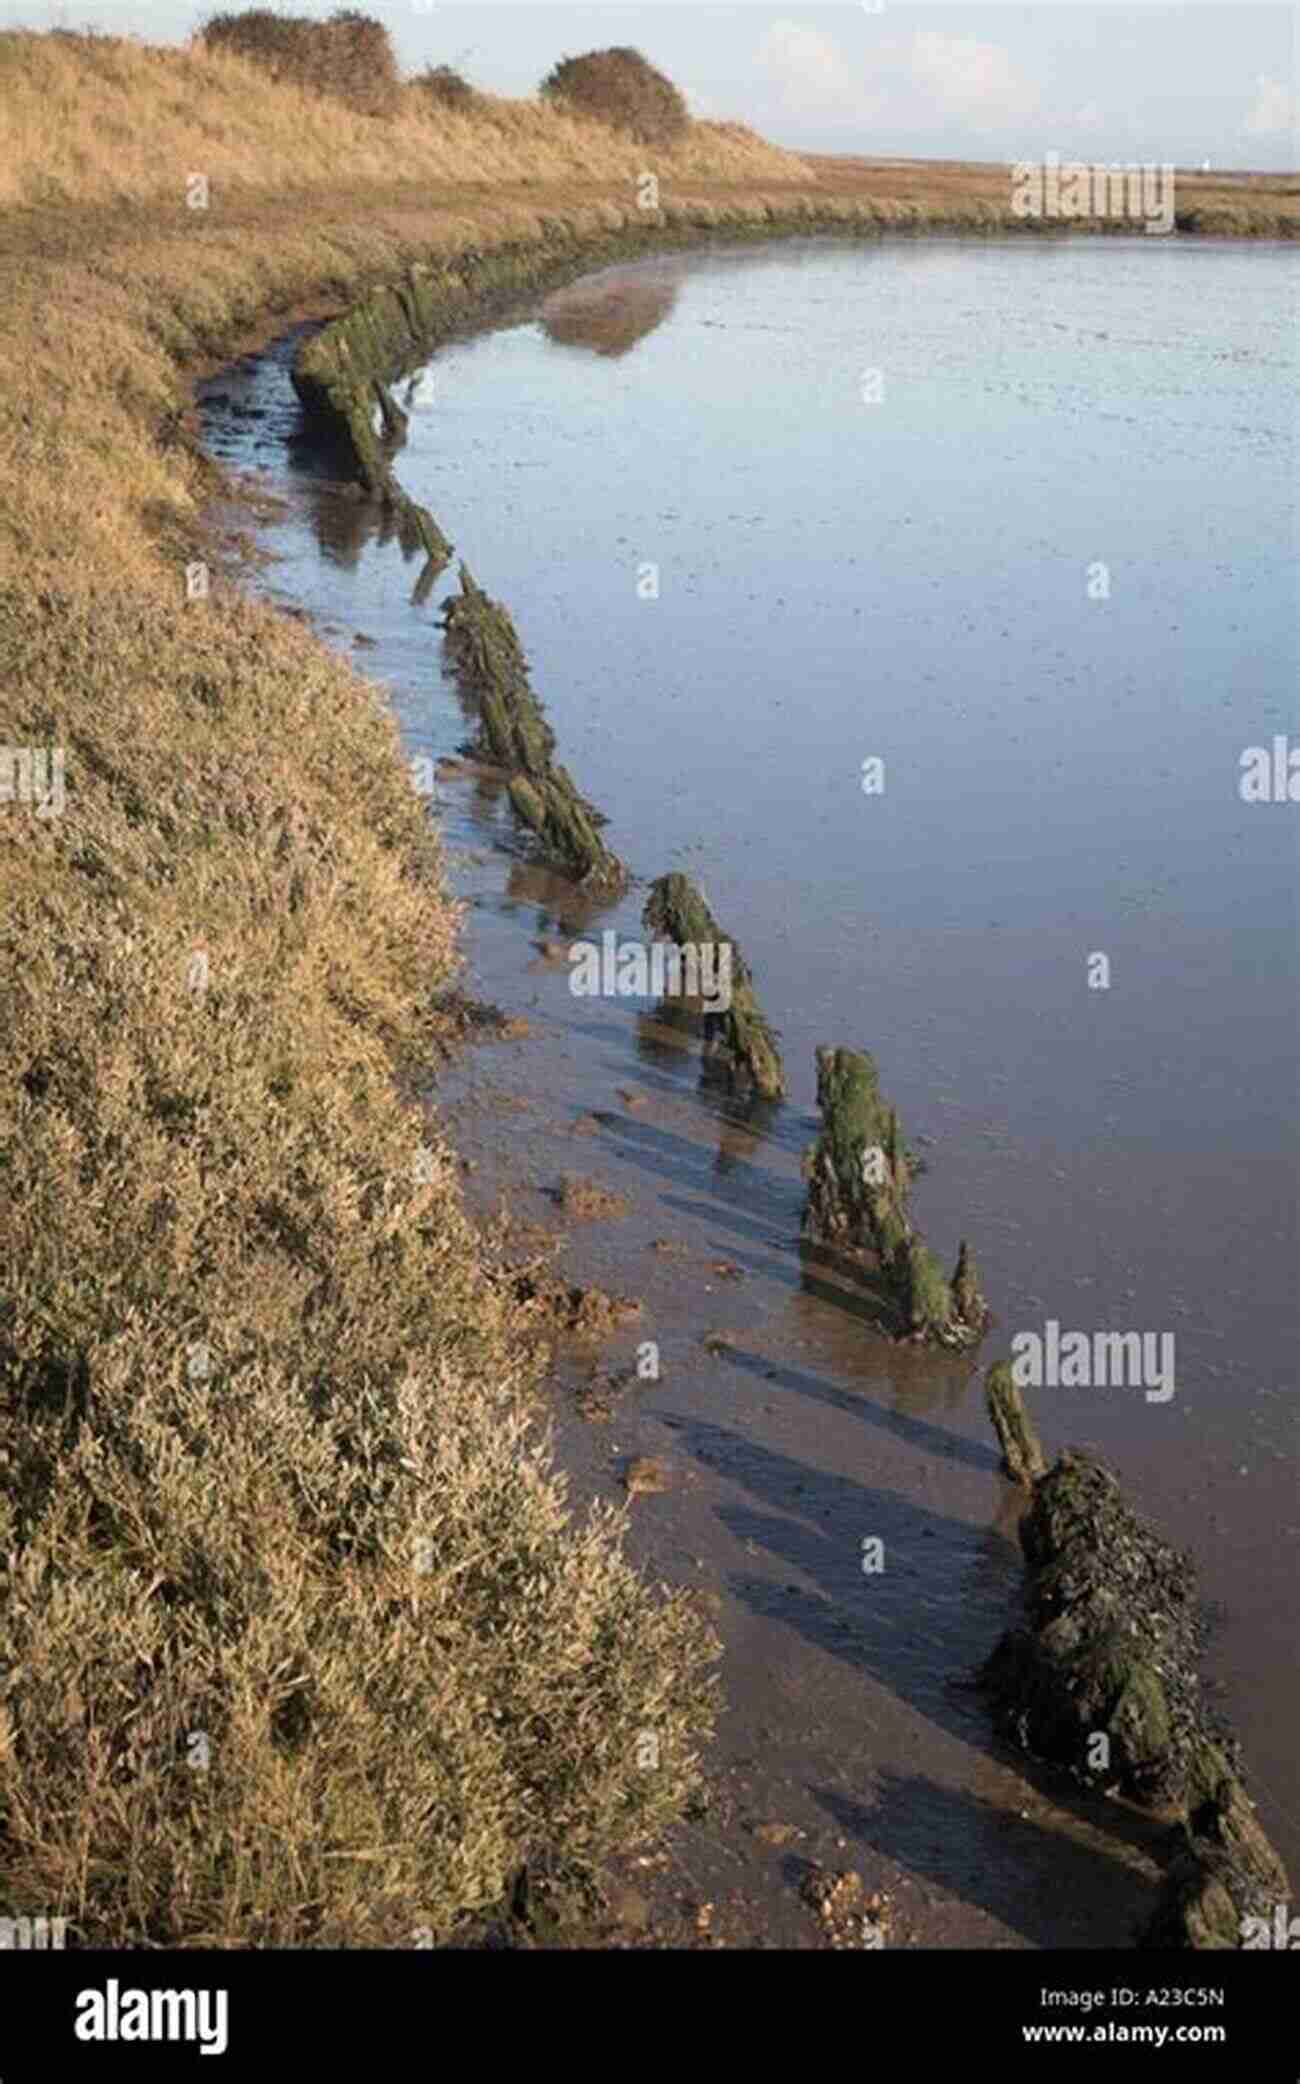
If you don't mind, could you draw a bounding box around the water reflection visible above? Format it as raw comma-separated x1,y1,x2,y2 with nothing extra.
539,269,680,360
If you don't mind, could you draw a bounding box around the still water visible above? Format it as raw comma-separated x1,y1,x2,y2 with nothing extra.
203,234,1298,1936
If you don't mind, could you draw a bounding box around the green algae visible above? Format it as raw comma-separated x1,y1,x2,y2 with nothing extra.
985,1359,1047,1486
506,774,624,891
802,1045,986,1345
980,1443,1292,1944
437,565,624,888
641,871,785,1099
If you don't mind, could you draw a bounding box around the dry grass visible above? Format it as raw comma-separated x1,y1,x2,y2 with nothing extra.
0,30,810,210
0,583,726,1948
0,29,743,1948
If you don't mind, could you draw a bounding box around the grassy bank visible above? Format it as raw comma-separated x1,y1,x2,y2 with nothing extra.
0,28,807,209
0,29,760,1947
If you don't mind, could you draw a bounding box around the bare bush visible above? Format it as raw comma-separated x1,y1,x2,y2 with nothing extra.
200,8,399,116
540,47,689,148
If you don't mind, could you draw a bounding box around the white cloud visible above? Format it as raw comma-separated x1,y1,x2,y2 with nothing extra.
754,20,886,126
753,20,1042,141
910,31,1040,125
1243,75,1298,139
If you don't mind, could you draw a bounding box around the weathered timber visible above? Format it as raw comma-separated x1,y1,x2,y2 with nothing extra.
641,873,785,1099
986,1359,1047,1485
802,1045,985,1344
507,775,624,890
438,567,625,886
979,1442,1291,1946
437,566,557,776
1140,1774,1291,1949
981,1449,1219,1810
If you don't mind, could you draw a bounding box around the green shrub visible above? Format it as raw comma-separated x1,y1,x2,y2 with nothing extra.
201,8,399,117
540,46,689,147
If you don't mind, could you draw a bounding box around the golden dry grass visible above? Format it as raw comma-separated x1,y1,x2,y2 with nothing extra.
0,29,810,210
0,29,739,1947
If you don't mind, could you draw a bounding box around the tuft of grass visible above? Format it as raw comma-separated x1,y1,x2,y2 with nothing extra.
540,47,690,148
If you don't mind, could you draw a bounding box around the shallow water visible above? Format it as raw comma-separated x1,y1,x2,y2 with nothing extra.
202,233,1299,1937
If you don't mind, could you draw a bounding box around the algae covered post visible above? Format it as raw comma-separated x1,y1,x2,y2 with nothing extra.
985,1359,1048,1486
438,566,558,777
802,1044,987,1345
291,289,452,578
438,564,626,889
642,871,786,1098
978,1436,1292,1947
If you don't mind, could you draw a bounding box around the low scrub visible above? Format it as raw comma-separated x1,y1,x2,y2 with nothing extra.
411,61,478,113
541,46,690,148
200,7,399,116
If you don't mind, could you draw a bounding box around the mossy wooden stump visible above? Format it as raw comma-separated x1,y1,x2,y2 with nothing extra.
507,774,624,891
641,872,785,1099
979,1446,1290,1945
982,1450,1217,1810
438,566,625,889
291,322,450,576
802,1045,986,1346
1141,1774,1291,1949
437,566,556,776
986,1359,1047,1486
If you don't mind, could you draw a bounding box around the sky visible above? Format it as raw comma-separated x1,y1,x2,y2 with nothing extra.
9,2,1298,168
